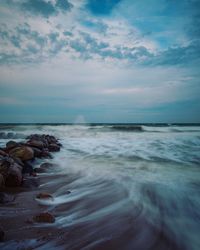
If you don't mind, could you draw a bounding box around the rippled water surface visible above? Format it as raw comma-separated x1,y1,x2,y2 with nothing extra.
0,124,200,250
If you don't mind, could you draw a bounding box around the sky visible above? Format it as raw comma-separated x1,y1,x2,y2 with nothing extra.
0,0,200,123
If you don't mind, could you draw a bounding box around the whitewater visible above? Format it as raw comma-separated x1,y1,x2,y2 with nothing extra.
0,124,200,250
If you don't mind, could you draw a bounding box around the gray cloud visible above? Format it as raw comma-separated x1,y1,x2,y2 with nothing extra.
3,0,73,18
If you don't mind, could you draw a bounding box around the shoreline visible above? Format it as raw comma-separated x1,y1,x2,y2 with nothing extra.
0,134,65,248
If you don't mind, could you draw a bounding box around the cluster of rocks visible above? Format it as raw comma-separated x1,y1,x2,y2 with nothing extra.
0,134,62,188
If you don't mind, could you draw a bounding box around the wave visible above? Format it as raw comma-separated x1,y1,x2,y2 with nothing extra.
0,132,26,139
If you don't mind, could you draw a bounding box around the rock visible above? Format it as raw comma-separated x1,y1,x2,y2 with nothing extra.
40,162,58,170
0,226,5,241
6,140,18,150
9,146,34,161
41,149,52,159
0,174,5,188
5,165,22,187
0,156,14,178
36,192,53,200
0,192,15,204
22,176,39,188
33,212,55,223
27,140,44,149
48,143,60,152
22,161,34,174
30,147,42,158
34,167,45,173
0,150,7,157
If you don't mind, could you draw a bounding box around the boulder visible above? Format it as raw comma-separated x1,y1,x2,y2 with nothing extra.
33,212,55,223
6,140,18,150
41,149,52,159
5,164,22,187
27,140,44,149
22,161,34,174
0,150,7,157
48,143,60,152
9,146,34,161
30,147,42,158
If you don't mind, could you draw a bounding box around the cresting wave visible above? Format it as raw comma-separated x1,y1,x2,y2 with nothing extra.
0,124,200,250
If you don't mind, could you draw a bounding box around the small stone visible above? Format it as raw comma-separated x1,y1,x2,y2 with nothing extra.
33,212,55,223
36,192,53,200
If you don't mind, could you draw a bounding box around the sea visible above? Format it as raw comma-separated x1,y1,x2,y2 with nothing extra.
0,124,200,250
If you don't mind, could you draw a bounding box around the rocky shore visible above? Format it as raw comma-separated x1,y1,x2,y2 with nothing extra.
0,134,62,242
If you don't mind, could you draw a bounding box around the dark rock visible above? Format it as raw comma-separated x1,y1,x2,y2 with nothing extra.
12,157,24,167
0,156,14,178
0,226,5,241
40,162,58,169
41,149,52,159
22,176,39,188
0,150,7,157
30,147,42,158
33,212,55,223
6,140,18,150
34,167,45,173
0,174,5,188
9,146,34,161
26,140,44,149
0,192,15,204
22,161,34,174
5,165,22,187
36,192,53,200
48,143,60,152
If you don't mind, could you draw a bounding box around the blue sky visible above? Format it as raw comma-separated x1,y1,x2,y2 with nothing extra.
0,0,200,123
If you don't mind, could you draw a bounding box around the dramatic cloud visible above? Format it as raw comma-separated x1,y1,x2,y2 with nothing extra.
0,0,200,122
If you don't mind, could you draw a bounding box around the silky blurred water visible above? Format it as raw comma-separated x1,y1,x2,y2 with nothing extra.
0,124,200,250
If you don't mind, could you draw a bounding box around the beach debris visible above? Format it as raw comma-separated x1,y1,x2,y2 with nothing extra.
9,146,34,161
36,192,53,200
33,212,55,223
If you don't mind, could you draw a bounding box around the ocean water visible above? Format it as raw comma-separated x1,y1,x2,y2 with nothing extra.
0,124,200,250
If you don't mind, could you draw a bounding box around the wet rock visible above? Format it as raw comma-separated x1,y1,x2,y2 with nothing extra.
40,162,58,170
34,167,45,173
41,149,52,159
0,156,14,178
36,192,53,200
33,212,55,223
22,161,34,174
5,165,22,187
0,227,5,241
0,174,5,188
22,176,39,188
27,140,44,149
0,150,7,157
9,146,34,161
31,147,42,158
6,140,18,150
48,143,60,152
0,192,15,204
